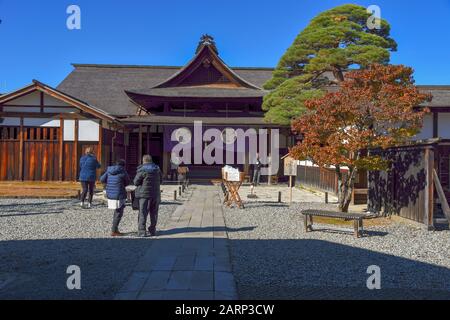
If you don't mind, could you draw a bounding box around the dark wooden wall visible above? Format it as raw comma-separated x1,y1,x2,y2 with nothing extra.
368,145,435,226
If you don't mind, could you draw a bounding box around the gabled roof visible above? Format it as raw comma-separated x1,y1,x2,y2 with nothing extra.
153,44,263,90
57,64,273,116
0,80,120,124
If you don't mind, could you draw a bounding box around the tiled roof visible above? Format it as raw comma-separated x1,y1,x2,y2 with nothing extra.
126,86,268,99
57,64,274,116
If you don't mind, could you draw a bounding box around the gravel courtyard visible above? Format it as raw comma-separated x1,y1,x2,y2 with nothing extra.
224,200,450,300
0,198,178,300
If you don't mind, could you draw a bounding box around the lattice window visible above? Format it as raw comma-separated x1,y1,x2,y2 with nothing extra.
24,127,59,141
0,127,20,140
0,126,60,141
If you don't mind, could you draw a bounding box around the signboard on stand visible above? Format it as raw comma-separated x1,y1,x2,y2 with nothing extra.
282,155,298,205
284,156,298,177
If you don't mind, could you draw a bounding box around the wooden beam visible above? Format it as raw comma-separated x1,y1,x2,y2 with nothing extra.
40,92,44,113
59,117,64,181
424,147,435,229
433,169,450,224
18,117,24,181
433,112,439,138
146,125,151,155
138,125,143,164
0,111,91,119
74,119,79,180
124,129,129,167
97,120,103,174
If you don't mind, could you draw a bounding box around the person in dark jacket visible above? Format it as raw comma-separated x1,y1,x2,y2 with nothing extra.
100,159,130,237
134,155,162,237
252,153,262,186
79,148,101,209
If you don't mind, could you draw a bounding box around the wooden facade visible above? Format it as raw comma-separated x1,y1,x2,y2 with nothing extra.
0,81,122,181
367,141,450,228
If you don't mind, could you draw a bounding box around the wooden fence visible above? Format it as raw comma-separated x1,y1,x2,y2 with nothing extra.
296,165,339,194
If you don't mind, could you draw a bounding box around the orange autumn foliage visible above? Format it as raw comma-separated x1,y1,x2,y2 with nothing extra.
291,64,432,170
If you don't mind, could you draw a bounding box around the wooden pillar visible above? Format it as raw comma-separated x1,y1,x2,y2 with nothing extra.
74,119,79,181
138,125,143,165
146,125,151,156
18,117,24,181
40,92,44,113
124,129,129,167
424,147,435,230
267,128,272,185
97,120,103,173
59,117,64,181
164,102,170,113
433,112,439,138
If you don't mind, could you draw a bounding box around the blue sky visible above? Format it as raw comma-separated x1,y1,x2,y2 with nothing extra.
0,0,449,93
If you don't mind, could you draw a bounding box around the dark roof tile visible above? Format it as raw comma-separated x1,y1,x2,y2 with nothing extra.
57,64,274,116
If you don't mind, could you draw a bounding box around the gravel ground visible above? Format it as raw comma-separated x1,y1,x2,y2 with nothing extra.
224,201,450,300
0,198,178,300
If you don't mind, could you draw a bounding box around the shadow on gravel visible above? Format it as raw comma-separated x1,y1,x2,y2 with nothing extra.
157,226,256,236
309,227,388,237
241,202,290,208
1,237,449,300
0,211,64,218
0,199,72,212
228,238,450,300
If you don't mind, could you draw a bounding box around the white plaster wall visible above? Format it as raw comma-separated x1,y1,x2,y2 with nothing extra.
79,120,99,142
43,95,71,107
64,120,75,141
414,114,433,140
3,106,41,113
63,120,99,142
6,91,40,106
0,117,20,126
24,118,60,127
438,113,450,138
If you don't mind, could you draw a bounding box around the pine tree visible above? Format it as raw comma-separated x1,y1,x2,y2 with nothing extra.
263,4,397,125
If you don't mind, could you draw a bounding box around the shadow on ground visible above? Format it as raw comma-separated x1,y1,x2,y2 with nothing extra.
0,236,449,300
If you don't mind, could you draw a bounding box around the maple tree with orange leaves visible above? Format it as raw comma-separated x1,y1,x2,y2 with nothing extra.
291,64,432,212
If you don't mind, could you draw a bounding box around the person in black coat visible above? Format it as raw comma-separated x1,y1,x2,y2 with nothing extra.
100,159,130,237
252,153,262,186
134,155,162,237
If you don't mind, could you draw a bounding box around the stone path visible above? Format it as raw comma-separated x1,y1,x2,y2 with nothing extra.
115,185,238,300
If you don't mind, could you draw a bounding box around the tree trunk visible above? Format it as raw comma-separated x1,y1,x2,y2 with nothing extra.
338,167,358,213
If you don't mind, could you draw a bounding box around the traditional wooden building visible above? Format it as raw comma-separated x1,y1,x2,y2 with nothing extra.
0,37,292,182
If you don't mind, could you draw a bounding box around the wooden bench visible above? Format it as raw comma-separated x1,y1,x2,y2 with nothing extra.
301,209,368,238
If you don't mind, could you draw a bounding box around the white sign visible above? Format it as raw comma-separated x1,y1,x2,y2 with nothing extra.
223,165,240,182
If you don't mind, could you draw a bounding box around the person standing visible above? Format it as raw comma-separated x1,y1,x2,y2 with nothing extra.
134,155,162,237
100,159,130,237
252,153,262,186
79,148,101,209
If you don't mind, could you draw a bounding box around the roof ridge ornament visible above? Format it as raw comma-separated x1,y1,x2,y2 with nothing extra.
196,34,218,55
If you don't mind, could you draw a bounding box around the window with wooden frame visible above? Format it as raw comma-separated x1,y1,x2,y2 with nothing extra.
0,127,20,140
